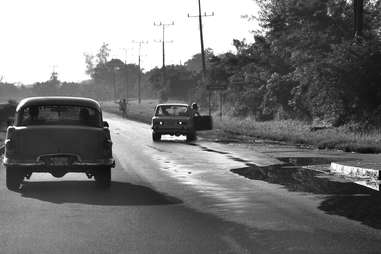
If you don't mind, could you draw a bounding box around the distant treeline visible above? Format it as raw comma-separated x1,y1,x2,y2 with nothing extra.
0,100,16,125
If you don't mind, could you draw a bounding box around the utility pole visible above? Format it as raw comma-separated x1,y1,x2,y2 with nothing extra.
112,67,117,101
121,48,129,101
188,0,214,115
154,21,174,92
50,65,58,78
51,65,57,73
153,38,173,93
353,0,364,40
132,41,148,104
112,65,121,101
109,59,121,101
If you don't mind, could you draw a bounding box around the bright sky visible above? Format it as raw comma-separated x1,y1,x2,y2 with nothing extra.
0,0,259,84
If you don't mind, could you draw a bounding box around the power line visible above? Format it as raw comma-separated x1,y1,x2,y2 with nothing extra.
188,0,214,115
132,40,148,104
121,47,132,100
153,39,174,68
154,21,174,94
50,65,58,75
154,21,174,69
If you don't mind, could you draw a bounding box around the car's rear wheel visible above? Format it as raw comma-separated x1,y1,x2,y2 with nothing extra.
94,167,111,189
152,132,161,142
186,132,197,142
6,167,24,191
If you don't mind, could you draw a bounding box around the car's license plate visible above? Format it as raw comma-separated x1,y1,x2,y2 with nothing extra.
50,157,69,166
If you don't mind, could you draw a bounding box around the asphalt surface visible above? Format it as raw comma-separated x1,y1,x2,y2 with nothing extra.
1,112,381,253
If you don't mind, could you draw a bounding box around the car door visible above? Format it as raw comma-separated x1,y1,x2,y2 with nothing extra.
194,115,213,131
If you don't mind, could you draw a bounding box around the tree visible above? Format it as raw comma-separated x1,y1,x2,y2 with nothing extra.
250,0,381,124
84,43,111,79
147,65,198,101
184,48,214,73
84,53,95,76
96,42,110,65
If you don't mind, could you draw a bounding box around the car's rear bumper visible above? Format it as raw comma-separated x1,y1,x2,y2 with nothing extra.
152,126,194,135
3,157,115,170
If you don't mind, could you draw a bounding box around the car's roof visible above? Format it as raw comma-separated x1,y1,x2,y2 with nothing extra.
156,103,189,107
16,96,101,112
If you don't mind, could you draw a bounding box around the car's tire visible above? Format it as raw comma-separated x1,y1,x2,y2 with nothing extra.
94,167,111,189
186,132,197,142
152,132,161,142
6,167,24,191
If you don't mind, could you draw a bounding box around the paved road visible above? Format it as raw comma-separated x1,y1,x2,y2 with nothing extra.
1,112,381,253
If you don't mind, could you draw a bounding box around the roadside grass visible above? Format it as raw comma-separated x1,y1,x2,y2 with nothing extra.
101,99,381,154
101,99,158,124
214,117,381,153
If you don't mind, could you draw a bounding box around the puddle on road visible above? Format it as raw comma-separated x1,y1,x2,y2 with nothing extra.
232,163,372,195
232,158,381,229
277,157,359,166
277,157,380,191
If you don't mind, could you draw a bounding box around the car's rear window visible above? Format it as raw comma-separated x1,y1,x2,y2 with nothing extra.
18,105,101,127
155,105,189,117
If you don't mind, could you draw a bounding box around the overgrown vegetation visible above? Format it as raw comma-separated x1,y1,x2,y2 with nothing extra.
206,0,381,126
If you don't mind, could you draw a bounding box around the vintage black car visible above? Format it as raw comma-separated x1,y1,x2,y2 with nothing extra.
3,97,115,190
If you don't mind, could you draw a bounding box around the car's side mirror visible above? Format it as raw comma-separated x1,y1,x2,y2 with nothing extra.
7,117,14,126
103,121,109,128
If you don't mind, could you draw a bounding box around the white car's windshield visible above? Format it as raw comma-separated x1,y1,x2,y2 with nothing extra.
155,105,189,117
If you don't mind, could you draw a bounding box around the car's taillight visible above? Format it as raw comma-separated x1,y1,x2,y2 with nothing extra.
5,126,16,156
103,128,111,140
6,126,16,139
103,129,112,157
5,139,14,153
103,139,112,157
104,139,112,149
